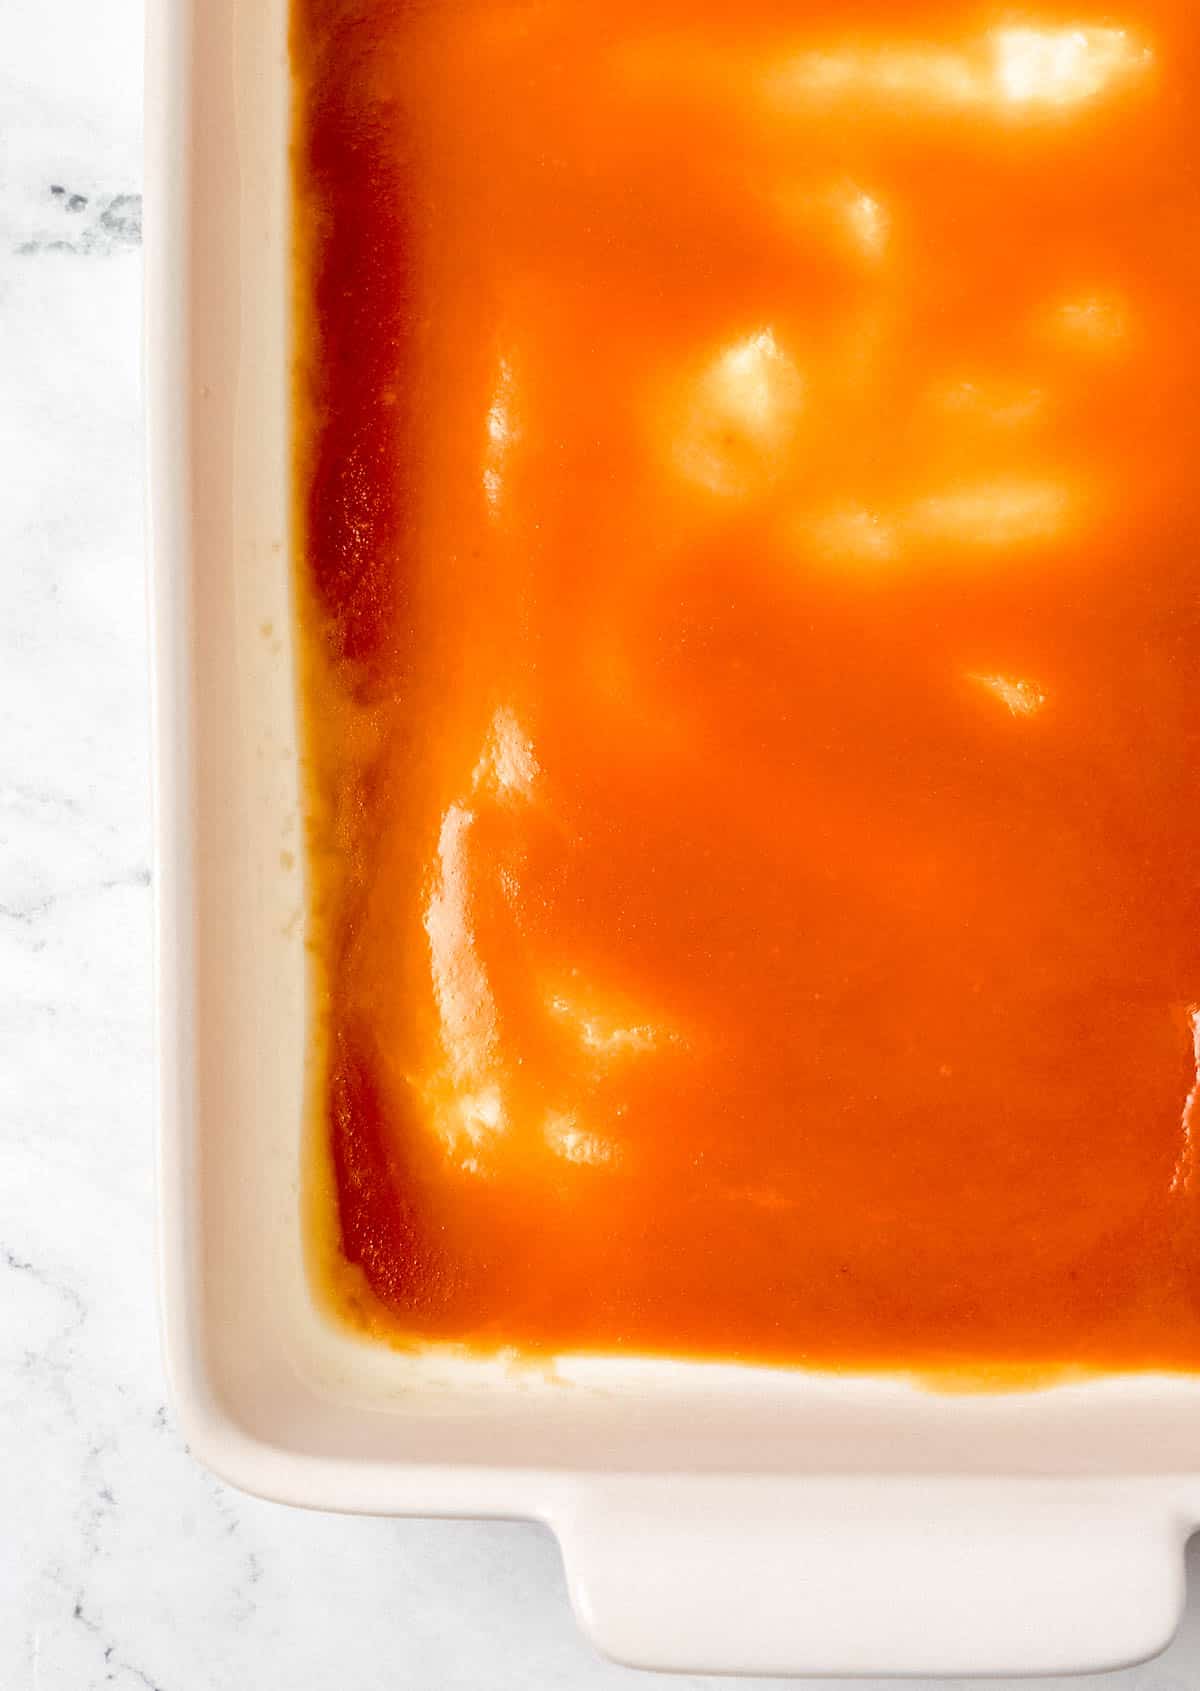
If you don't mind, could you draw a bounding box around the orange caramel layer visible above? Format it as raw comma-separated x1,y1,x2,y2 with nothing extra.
293,0,1200,1369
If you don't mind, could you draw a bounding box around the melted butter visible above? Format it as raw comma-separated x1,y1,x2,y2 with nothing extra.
293,0,1200,1373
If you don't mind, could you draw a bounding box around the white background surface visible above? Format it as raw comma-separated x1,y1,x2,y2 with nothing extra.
3,1,1199,1686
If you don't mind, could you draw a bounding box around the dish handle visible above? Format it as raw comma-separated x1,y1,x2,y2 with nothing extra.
553,1475,1188,1677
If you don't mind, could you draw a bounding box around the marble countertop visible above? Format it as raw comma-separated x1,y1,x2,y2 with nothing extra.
2,1,1198,1686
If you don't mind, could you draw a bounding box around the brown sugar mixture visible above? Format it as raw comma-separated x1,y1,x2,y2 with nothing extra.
292,0,1200,1369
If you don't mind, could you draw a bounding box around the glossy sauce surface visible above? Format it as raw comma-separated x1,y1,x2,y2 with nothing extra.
293,0,1200,1369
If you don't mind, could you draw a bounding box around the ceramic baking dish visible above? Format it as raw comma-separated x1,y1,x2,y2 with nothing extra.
146,0,1200,1673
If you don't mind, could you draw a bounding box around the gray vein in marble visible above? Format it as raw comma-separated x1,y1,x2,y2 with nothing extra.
0,865,150,925
0,782,85,824
16,189,141,257
71,1593,168,1691
3,1240,88,1434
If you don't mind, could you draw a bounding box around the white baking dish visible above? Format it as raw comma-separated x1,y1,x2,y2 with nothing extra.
145,0,1200,1674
